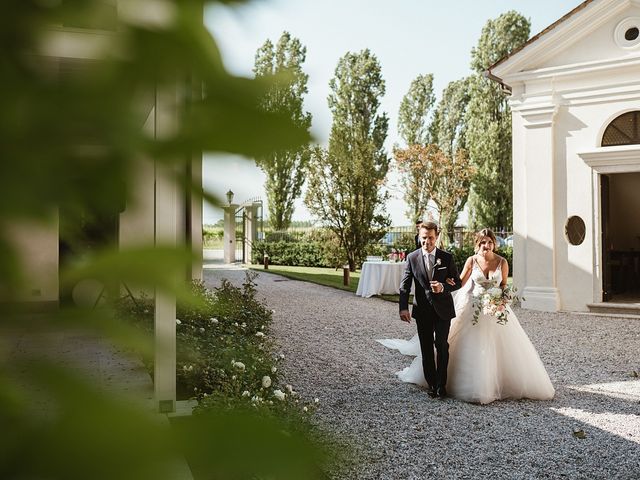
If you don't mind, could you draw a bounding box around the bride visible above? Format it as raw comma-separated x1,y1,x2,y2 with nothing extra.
379,228,554,404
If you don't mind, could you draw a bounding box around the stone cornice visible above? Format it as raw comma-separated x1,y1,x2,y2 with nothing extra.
578,145,640,173
512,102,558,129
492,0,630,79
501,54,640,84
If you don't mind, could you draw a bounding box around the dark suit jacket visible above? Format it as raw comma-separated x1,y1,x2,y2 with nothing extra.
399,247,462,321
414,234,421,251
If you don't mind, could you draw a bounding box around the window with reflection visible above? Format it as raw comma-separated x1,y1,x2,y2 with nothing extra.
601,111,640,147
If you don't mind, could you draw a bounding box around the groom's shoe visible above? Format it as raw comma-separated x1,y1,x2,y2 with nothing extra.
436,386,447,399
427,386,437,398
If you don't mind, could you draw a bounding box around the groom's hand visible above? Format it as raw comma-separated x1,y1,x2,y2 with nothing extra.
430,281,444,293
399,310,411,323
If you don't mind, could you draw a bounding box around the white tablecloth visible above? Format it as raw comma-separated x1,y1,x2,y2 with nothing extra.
356,261,411,297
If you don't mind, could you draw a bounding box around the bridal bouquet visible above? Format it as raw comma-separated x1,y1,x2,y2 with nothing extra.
472,285,520,325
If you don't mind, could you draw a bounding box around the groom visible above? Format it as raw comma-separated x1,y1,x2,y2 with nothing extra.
399,222,461,398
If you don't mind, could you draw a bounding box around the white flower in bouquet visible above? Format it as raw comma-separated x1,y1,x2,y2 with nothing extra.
488,287,503,298
472,285,520,326
271,366,277,373
255,331,265,337
262,375,272,388
273,389,286,401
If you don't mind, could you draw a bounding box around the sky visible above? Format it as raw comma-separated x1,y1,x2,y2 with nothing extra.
202,0,583,226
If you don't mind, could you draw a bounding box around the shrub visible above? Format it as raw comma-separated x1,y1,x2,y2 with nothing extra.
203,226,223,247
116,273,317,416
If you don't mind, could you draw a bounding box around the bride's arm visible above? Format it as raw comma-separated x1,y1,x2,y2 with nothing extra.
500,255,509,289
459,256,473,286
447,256,473,287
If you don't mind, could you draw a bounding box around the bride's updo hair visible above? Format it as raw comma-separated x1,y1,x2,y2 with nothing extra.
474,228,497,253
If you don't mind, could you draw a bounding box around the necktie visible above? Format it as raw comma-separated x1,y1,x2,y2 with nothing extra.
428,254,435,280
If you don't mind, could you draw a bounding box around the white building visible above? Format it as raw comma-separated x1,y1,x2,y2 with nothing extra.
489,0,640,313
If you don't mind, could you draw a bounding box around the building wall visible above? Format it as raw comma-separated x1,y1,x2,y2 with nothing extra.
7,218,59,305
510,63,640,311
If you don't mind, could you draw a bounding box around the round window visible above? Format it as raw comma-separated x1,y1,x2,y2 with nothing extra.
565,216,586,246
625,27,639,41
615,18,640,49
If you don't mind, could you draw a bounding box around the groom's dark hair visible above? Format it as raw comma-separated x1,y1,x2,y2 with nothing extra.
421,221,439,234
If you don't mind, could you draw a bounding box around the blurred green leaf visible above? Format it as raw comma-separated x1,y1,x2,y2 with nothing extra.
173,410,326,480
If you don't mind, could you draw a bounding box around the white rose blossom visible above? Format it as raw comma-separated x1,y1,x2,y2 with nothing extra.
488,287,503,298
271,366,277,373
262,376,272,388
255,332,265,337
273,389,286,401
175,319,182,325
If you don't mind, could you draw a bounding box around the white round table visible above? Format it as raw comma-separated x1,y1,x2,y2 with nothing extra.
356,261,411,297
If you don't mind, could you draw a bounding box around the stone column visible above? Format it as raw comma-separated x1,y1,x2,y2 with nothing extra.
153,86,179,413
223,204,237,263
513,101,561,311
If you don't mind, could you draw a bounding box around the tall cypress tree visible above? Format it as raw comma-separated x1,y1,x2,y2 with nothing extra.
254,32,312,231
466,11,530,230
396,74,436,223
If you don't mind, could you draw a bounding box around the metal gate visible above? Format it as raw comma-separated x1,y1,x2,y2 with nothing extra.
234,198,263,264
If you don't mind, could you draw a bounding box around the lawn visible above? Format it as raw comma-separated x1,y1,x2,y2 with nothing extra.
248,265,403,302
249,265,360,293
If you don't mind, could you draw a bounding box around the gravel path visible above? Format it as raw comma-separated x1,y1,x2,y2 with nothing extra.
204,266,640,480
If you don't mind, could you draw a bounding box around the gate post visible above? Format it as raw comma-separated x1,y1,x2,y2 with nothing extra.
244,201,261,264
223,203,237,263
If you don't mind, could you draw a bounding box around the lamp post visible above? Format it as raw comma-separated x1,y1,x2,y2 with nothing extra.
226,189,234,206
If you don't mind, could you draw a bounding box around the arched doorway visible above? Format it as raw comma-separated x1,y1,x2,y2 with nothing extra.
600,111,640,302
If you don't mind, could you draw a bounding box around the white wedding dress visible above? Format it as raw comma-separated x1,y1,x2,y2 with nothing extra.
378,262,555,404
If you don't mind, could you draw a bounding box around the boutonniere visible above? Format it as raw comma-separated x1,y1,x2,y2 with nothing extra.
435,258,442,267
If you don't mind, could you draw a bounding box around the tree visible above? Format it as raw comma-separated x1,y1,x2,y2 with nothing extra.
396,74,436,222
394,145,474,245
398,74,435,146
466,11,530,230
253,32,312,231
430,77,472,157
305,50,390,271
